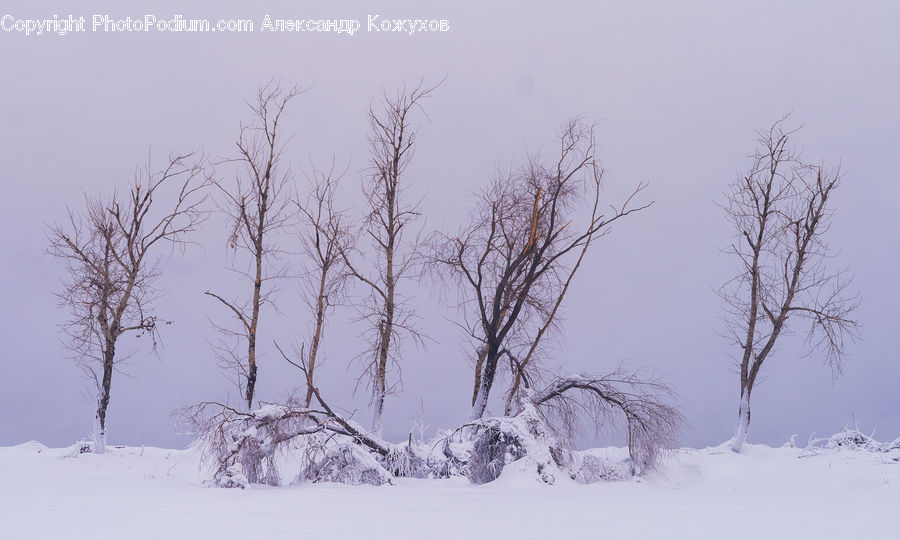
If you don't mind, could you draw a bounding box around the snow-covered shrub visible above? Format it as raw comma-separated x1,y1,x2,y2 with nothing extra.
423,432,470,479
466,401,568,485
180,401,324,488
468,424,526,484
827,429,887,451
569,451,631,483
383,445,428,479
182,396,413,487
818,429,898,453
298,443,394,486
803,428,900,456
214,463,250,489
62,440,93,458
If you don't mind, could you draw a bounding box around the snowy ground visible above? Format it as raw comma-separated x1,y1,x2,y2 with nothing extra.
2,440,897,539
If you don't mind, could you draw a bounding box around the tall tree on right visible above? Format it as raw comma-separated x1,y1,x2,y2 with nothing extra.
720,117,859,453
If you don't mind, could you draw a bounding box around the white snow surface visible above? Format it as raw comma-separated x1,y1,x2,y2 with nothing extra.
2,440,898,539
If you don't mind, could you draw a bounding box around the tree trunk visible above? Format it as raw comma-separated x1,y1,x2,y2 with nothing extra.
472,348,487,407
246,355,257,410
504,370,524,416
468,347,499,420
246,259,263,409
304,271,328,407
370,388,385,435
94,340,115,454
371,313,391,434
731,386,751,452
370,223,395,433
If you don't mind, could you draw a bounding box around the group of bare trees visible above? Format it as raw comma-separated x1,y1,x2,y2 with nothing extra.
177,97,684,486
47,79,857,479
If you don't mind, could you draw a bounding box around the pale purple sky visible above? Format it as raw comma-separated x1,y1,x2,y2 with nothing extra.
1,0,898,449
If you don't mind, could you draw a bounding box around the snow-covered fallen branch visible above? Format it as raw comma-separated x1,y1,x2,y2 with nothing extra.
182,367,683,488
801,428,900,457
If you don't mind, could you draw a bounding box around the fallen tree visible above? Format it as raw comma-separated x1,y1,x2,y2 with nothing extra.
182,366,681,487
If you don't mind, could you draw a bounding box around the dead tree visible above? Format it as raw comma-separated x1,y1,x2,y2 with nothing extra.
206,82,302,410
48,152,206,453
432,119,651,420
720,117,859,452
342,81,438,434
295,162,352,406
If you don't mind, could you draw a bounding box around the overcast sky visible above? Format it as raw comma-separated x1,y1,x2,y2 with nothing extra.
1,0,897,450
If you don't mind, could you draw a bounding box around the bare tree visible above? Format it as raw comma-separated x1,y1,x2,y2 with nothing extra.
48,152,206,453
206,82,302,410
720,117,859,452
432,118,651,420
295,161,353,406
342,81,438,434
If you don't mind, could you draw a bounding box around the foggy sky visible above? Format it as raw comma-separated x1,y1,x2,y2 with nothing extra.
1,0,898,450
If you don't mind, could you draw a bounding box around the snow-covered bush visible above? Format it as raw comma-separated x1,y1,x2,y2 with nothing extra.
422,432,470,479
62,440,93,458
214,463,250,489
298,443,394,486
569,451,631,484
180,401,325,488
182,397,431,488
466,402,564,485
805,428,900,454
383,445,429,479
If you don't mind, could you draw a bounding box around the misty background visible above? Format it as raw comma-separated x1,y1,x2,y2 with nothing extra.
1,0,897,450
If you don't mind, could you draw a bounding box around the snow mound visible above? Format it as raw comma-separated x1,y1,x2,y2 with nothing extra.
14,440,49,454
